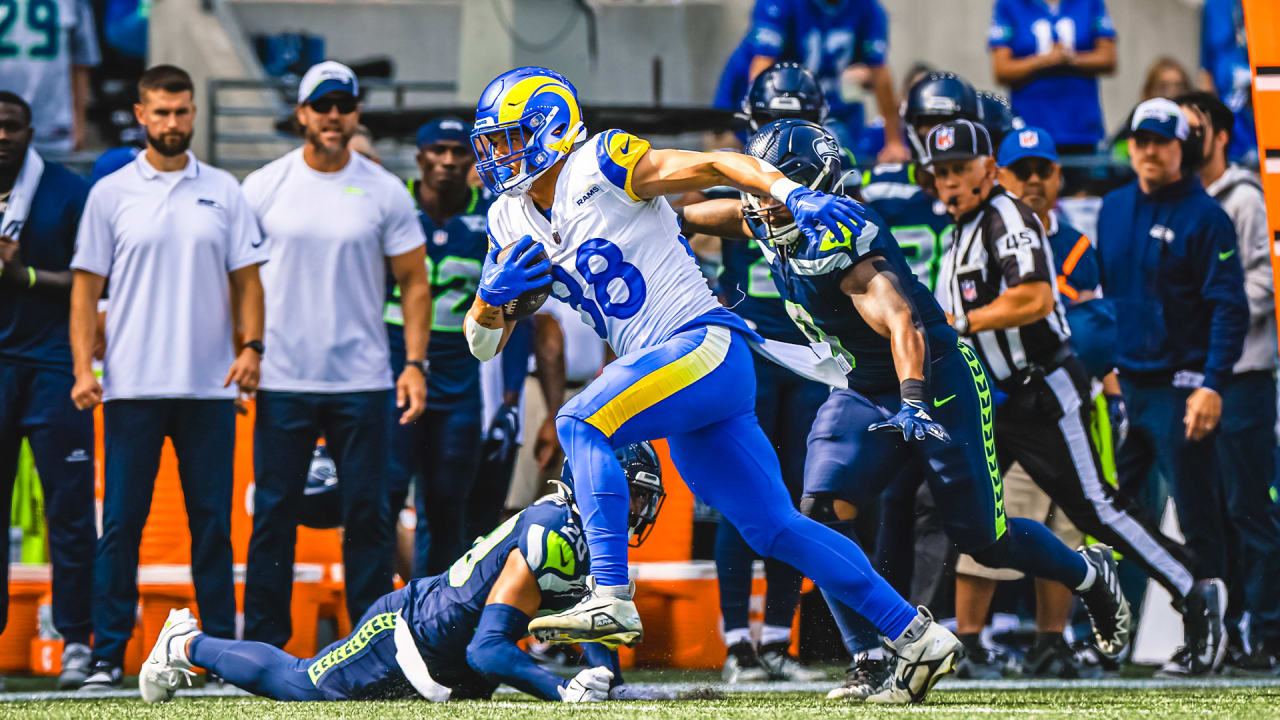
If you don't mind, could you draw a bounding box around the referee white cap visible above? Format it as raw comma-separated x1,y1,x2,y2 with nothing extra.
298,61,359,105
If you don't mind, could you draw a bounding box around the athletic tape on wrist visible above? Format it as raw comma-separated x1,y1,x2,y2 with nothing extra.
464,314,503,361
769,178,804,205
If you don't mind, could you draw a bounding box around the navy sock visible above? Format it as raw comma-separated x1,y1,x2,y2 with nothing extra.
761,556,803,629
714,518,755,633
189,635,324,701
971,518,1088,588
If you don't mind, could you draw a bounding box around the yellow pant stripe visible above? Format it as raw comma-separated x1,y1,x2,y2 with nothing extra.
585,326,732,437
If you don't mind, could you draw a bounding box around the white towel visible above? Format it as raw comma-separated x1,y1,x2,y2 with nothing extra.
1,146,44,238
749,337,850,389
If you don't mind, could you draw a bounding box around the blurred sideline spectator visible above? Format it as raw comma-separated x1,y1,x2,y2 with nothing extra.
1179,91,1280,669
1098,99,1246,677
0,91,96,689
69,65,266,688
1144,57,1193,101
742,0,908,163
241,61,428,648
1199,0,1256,164
349,124,380,164
384,117,487,578
0,0,100,152
989,0,1116,154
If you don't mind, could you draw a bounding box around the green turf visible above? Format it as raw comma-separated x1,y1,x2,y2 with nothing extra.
3,688,1279,720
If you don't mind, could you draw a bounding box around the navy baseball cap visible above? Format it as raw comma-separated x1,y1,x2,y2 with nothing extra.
298,61,358,105
416,117,472,148
921,119,992,167
1130,98,1189,141
998,126,1058,167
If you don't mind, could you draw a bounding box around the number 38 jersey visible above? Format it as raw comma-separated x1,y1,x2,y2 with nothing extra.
486,130,721,356
403,492,589,688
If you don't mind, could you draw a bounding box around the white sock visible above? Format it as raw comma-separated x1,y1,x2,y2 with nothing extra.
760,624,792,647
596,583,633,600
168,631,198,669
724,627,752,647
1076,562,1098,592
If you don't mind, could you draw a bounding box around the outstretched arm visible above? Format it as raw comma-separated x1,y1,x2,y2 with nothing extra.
677,198,750,239
465,550,611,701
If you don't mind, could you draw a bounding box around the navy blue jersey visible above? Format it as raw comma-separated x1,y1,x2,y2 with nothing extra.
719,238,808,344
858,163,953,291
387,183,491,408
746,0,888,122
757,206,957,395
403,493,589,685
0,162,89,371
989,0,1115,147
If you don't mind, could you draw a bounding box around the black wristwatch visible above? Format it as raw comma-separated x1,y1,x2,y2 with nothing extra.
244,339,265,355
405,359,429,376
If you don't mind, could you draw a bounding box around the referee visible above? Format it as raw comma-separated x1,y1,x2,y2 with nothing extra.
926,120,1223,669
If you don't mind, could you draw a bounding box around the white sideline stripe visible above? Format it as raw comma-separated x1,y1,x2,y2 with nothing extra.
5,677,1280,702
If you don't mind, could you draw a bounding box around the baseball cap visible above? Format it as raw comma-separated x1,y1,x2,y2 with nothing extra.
921,119,992,167
416,117,472,148
1130,98,1189,141
997,126,1059,167
298,61,359,105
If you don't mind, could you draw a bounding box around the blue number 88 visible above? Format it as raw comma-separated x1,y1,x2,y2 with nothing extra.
551,238,647,339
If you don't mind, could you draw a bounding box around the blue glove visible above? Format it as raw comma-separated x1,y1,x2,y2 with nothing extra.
478,234,552,305
483,403,521,465
868,400,951,443
784,186,868,245
1106,394,1128,447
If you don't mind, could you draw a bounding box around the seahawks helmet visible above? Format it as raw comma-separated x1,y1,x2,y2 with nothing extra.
561,440,666,547
741,62,827,132
471,66,586,196
902,72,980,159
976,91,1022,148
741,119,844,247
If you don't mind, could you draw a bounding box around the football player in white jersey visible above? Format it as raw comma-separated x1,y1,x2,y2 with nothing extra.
462,66,961,704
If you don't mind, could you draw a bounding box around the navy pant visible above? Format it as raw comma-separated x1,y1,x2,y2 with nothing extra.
1117,381,1228,580
0,362,94,645
388,401,482,579
246,390,394,648
715,353,825,633
1215,371,1280,642
94,398,236,665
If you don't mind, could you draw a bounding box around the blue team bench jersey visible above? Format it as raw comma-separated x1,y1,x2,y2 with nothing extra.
745,0,888,118
402,492,590,692
756,205,957,395
386,183,491,408
989,0,1116,147
858,163,953,291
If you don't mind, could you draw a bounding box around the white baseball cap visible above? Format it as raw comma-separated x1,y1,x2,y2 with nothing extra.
1130,98,1189,141
298,61,358,105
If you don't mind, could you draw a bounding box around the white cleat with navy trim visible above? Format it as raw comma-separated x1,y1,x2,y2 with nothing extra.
528,577,642,649
866,607,963,704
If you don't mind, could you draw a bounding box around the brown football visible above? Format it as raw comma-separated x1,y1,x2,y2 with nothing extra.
495,240,553,321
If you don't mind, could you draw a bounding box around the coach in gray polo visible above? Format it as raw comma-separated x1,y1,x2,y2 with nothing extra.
69,65,267,689
242,61,430,648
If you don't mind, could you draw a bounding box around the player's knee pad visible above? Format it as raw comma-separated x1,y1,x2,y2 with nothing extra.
967,531,1014,569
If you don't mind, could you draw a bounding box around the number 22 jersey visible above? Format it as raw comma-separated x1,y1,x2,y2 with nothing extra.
485,130,723,357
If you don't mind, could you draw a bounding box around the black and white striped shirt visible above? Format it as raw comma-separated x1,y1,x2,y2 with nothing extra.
937,187,1071,385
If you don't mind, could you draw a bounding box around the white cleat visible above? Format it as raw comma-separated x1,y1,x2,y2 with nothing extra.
528,577,642,649
866,607,963,704
139,608,201,703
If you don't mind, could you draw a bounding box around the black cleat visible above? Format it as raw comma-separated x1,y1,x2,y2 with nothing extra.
1077,544,1132,658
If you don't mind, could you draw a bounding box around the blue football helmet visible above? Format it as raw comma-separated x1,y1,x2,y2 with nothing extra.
742,62,828,132
560,440,665,547
741,119,844,247
471,66,586,196
976,91,1022,149
902,72,980,159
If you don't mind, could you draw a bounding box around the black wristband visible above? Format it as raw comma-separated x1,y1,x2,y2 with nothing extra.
244,340,264,355
900,378,927,403
405,359,429,376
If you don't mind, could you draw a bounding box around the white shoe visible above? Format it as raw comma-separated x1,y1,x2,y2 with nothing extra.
722,641,768,683
139,608,201,703
758,641,827,681
528,577,642,649
866,607,963,704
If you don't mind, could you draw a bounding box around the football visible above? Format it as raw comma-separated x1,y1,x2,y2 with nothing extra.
496,239,553,321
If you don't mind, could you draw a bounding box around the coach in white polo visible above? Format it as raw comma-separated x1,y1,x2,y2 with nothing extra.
241,61,430,648
68,65,267,689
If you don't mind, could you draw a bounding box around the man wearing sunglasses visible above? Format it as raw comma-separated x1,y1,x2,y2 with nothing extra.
241,61,431,650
